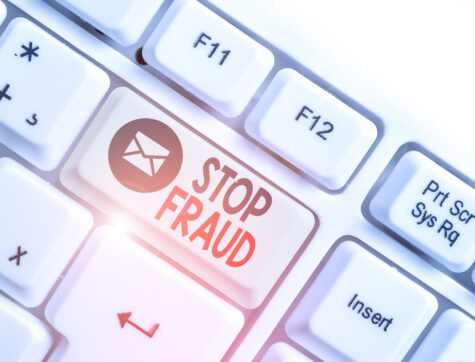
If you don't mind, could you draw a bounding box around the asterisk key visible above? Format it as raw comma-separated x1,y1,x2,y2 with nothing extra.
20,42,40,62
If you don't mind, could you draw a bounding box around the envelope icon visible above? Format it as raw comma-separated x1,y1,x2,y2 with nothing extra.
122,131,170,177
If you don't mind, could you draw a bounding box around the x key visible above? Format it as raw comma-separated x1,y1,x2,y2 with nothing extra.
8,246,28,266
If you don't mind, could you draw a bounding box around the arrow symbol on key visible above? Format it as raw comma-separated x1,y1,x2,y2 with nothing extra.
117,312,159,338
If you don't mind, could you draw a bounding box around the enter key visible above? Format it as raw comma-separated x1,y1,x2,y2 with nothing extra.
369,150,475,273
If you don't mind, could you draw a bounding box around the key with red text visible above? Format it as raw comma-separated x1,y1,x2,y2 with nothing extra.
61,87,317,308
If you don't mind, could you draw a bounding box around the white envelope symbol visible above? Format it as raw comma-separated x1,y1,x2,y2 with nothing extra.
122,131,170,177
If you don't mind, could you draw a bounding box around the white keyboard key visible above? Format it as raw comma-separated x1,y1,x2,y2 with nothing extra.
0,295,53,362
143,0,274,117
245,69,377,190
55,0,165,46
286,241,437,362
0,18,109,170
261,343,312,362
0,1,6,26
369,151,475,272
411,309,475,362
61,87,316,308
0,158,93,307
46,227,244,362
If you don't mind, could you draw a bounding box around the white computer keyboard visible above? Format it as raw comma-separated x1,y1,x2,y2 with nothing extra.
0,0,474,361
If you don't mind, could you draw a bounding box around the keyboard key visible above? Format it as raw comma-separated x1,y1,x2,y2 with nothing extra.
61,87,316,308
45,227,244,362
411,309,475,362
0,294,53,362
245,68,377,190
0,18,109,170
261,343,312,362
369,151,475,272
143,0,274,117
0,158,93,307
286,241,437,362
54,0,165,46
0,1,5,26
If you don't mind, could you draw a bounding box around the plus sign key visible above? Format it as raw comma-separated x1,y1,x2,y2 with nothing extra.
0,18,109,170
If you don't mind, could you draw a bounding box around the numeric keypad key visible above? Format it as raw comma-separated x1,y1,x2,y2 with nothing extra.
0,158,93,307
0,18,109,170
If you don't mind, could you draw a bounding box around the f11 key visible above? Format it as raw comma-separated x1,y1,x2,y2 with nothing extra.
143,0,274,117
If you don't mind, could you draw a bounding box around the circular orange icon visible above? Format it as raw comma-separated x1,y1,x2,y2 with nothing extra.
109,118,183,192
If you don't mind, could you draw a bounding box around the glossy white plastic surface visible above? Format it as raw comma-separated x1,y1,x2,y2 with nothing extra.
5,2,475,362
